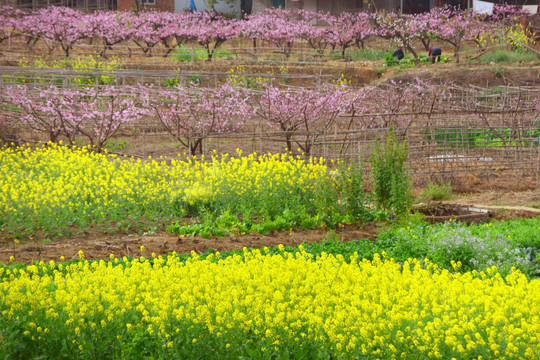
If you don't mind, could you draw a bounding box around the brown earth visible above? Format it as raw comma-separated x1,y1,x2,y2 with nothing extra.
380,63,540,87
1,178,540,265
0,224,379,264
444,189,540,220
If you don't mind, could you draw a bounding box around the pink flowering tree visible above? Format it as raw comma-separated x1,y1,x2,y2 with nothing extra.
130,11,178,57
351,12,377,50
0,91,18,144
426,8,490,63
73,86,145,152
326,12,375,59
192,12,239,61
349,79,452,130
243,8,302,58
5,85,77,143
295,9,333,56
169,12,198,53
5,85,144,151
33,6,92,57
0,7,24,48
255,84,347,156
18,11,49,53
90,11,135,58
491,4,529,25
142,83,252,155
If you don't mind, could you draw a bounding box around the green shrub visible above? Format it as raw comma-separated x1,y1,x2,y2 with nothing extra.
164,76,180,87
334,159,372,223
370,128,412,215
419,180,454,201
383,53,434,68
493,65,505,78
376,218,540,277
383,51,400,67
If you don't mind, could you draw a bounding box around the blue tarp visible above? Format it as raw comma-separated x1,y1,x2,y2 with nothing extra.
189,0,197,11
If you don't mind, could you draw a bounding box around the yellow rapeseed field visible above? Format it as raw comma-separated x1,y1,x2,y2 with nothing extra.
1,249,539,359
0,144,329,237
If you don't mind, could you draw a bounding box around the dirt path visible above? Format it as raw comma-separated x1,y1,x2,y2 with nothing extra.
0,224,379,264
444,190,540,219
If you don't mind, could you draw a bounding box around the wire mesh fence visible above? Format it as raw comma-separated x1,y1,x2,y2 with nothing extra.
2,82,540,188
0,65,336,88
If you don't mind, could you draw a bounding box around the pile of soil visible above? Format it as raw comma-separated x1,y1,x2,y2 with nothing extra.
414,202,489,224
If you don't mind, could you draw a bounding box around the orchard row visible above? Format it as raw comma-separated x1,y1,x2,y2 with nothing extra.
0,5,528,60
3,81,539,155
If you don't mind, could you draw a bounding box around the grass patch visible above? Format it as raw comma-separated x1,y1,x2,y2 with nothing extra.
172,45,234,62
351,48,387,61
329,48,388,61
418,180,454,201
479,48,538,64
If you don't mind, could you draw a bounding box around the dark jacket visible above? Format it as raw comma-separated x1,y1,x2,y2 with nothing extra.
428,47,442,64
392,48,404,60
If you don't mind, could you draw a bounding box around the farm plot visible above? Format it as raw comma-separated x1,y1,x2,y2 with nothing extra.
1,5,540,359
1,139,540,359
1,247,540,359
0,144,374,242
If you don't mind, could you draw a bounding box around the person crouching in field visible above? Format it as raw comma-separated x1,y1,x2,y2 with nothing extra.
392,47,405,61
428,47,442,64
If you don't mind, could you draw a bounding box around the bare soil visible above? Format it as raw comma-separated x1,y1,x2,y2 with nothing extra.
2,186,539,265
0,224,379,264
445,190,540,220
380,63,540,87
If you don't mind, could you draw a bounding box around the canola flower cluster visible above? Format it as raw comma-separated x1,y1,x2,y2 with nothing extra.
16,55,123,85
504,24,536,52
0,144,331,238
1,249,539,359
